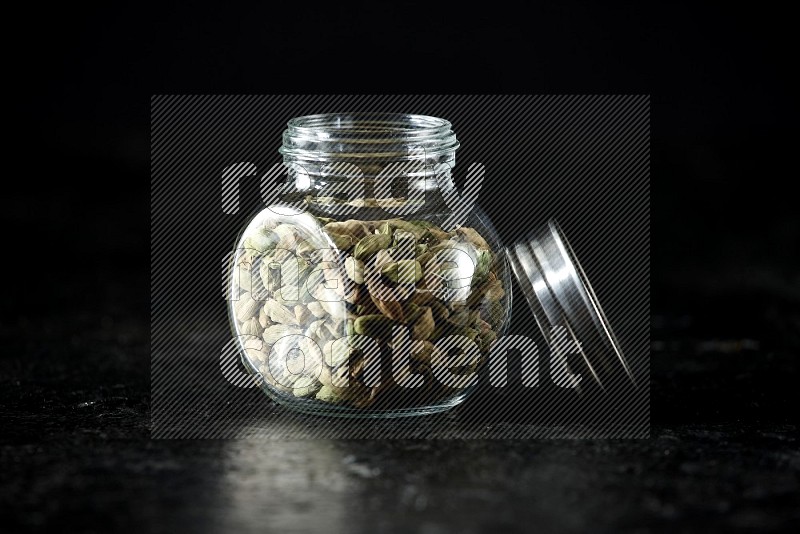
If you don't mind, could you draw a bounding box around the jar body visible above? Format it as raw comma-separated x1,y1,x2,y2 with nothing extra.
227,114,511,417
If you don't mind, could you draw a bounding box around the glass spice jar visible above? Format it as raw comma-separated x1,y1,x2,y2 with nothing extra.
227,113,632,418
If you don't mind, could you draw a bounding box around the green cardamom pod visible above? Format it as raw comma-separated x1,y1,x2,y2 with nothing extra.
448,310,470,327
473,249,492,282
353,314,396,338
456,226,490,250
427,227,454,241
292,375,320,397
411,307,435,340
416,251,434,268
384,219,429,240
345,257,365,284
324,220,372,238
353,233,392,260
431,324,478,343
324,339,352,367
404,303,423,323
468,275,505,307
478,330,498,353
377,221,393,235
315,384,343,403
381,259,423,284
327,232,355,251
371,296,405,322
455,326,480,342
429,301,450,323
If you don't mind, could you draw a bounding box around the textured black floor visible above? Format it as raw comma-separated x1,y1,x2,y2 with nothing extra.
1,261,798,533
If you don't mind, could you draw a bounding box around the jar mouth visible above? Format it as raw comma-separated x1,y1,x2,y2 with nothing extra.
287,113,452,136
280,113,460,162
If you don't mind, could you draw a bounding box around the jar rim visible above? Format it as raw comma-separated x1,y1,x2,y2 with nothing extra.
279,113,460,161
286,113,452,137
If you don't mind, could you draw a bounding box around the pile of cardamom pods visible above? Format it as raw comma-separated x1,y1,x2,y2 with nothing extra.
231,215,506,409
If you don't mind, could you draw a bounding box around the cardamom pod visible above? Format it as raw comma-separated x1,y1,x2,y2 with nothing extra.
262,324,301,345
273,285,301,305
370,295,405,321
345,257,365,284
383,219,429,240
456,226,491,250
429,301,449,323
258,306,271,329
258,260,278,293
432,323,479,342
484,278,505,301
296,239,316,256
263,300,299,325
416,251,434,268
345,286,360,305
411,307,435,340
280,256,309,286
244,338,267,364
448,310,470,327
324,320,344,340
320,298,348,320
353,314,396,338
294,305,311,325
372,249,395,273
404,303,424,323
324,220,372,239
353,233,392,260
234,292,261,322
475,318,492,334
473,249,492,282
377,221,392,235
292,375,320,397
478,330,498,353
467,275,505,307
307,319,329,343
307,301,326,318
411,289,434,306
324,339,352,367
325,231,355,251
411,340,435,363
427,227,453,241
234,264,253,294
274,224,297,249
242,227,278,252
381,259,423,285
240,317,262,336
315,384,343,403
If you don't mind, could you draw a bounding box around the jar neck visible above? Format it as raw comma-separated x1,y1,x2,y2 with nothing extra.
279,113,459,203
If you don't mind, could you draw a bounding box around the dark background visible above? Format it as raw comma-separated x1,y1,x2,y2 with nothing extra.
2,1,797,532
